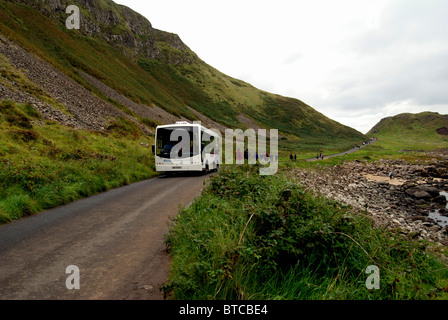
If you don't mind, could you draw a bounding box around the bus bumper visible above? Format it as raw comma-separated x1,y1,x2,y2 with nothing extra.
155,163,203,172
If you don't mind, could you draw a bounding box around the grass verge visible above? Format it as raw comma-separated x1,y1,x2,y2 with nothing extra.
0,100,158,223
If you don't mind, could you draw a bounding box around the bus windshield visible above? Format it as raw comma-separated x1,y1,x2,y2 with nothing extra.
156,126,199,159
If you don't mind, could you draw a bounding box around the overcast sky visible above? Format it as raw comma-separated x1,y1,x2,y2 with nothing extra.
114,0,448,134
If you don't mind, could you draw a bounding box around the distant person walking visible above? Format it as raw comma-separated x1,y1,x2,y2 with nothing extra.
389,171,393,180
236,149,243,162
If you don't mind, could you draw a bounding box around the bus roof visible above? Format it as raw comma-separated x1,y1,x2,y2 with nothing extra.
156,122,220,137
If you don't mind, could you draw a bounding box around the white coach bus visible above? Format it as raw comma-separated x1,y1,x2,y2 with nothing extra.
153,122,221,173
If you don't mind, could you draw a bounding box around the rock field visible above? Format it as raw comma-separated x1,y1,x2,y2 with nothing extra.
289,150,448,246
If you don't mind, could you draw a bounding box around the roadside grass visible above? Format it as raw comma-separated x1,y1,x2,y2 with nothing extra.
0,100,158,223
164,164,448,300
278,134,448,171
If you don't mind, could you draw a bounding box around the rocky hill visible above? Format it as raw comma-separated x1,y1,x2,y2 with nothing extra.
0,0,366,151
4,0,187,62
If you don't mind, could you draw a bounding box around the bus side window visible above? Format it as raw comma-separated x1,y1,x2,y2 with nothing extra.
157,139,162,150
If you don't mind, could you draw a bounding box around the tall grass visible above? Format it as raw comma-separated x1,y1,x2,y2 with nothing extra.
164,164,448,300
0,100,158,223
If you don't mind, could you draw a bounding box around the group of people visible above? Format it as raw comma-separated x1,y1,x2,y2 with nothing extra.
353,138,375,150
236,148,279,162
234,150,329,162
238,151,325,162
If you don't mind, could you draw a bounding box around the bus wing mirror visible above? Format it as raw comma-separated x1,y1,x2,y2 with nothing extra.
152,145,155,154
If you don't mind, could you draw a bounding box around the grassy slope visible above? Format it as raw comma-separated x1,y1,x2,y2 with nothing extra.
283,111,448,164
138,54,366,153
0,0,365,152
0,0,196,119
0,100,157,223
367,112,448,151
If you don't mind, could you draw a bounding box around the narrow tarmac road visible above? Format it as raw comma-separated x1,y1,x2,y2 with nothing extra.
305,138,377,161
0,172,212,300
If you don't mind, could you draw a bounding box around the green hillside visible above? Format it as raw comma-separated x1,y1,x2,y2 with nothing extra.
0,0,365,151
367,112,448,150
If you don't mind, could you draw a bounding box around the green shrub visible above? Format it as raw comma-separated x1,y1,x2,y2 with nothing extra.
0,100,40,129
164,165,448,300
106,117,142,138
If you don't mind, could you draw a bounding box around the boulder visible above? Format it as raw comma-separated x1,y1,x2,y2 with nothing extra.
404,197,414,204
418,186,439,197
408,215,431,223
414,199,427,205
403,181,416,189
433,194,447,204
414,191,431,200
405,187,420,197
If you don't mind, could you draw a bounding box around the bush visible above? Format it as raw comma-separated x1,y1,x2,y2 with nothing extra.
106,117,142,139
10,129,39,142
0,100,38,129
